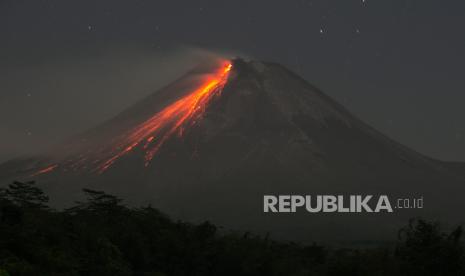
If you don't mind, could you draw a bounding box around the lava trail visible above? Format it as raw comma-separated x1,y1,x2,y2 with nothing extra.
31,164,58,177
95,60,232,172
32,60,232,175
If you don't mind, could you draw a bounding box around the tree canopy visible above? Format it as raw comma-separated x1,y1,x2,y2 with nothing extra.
0,181,463,275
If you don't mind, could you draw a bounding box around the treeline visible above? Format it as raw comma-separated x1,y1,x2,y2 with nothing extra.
0,181,464,276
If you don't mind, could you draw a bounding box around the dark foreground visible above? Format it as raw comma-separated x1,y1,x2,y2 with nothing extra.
0,181,463,276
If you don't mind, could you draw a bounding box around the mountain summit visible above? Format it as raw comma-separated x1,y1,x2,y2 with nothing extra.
1,58,464,242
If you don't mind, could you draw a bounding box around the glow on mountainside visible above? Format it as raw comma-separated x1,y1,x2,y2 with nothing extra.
96,60,232,172
32,60,232,176
31,164,58,177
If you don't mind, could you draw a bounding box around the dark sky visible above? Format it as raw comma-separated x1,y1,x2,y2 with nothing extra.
1,0,464,162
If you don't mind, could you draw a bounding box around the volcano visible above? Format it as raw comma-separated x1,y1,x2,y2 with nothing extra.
1,58,464,243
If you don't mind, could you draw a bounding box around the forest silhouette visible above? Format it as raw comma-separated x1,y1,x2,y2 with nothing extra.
0,181,463,276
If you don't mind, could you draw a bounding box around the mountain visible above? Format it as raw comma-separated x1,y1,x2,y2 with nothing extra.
1,58,464,243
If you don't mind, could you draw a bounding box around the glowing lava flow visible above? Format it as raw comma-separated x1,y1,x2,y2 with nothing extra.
96,60,232,173
31,164,58,177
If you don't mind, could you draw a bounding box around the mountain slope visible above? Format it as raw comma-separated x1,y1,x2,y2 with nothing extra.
1,58,464,242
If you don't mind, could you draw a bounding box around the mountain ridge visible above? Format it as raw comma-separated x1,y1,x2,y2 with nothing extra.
1,58,464,242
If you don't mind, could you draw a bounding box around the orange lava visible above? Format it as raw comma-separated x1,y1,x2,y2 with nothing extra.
96,60,233,173
32,164,58,177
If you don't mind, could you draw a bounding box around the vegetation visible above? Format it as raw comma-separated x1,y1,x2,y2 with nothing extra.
0,181,464,275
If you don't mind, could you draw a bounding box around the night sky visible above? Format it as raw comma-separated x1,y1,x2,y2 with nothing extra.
1,0,464,162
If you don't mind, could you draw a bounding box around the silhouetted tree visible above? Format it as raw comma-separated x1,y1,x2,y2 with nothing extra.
395,219,465,276
0,181,48,209
70,188,123,211
1,182,464,276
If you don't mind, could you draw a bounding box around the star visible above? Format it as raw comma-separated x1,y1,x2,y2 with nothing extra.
88,25,93,31
319,28,324,34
